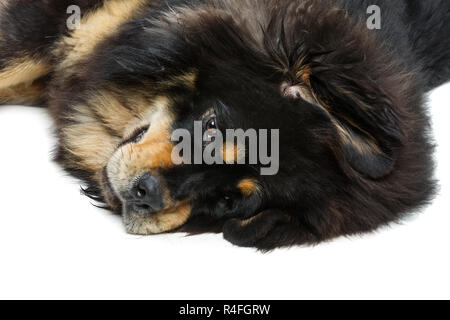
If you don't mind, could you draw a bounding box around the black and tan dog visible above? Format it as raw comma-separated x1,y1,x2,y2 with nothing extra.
0,0,449,249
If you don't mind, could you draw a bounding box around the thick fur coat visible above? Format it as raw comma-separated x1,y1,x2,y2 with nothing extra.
0,0,449,249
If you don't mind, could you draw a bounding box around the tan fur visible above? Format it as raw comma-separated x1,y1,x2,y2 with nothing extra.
160,70,198,91
121,97,175,171
223,142,246,164
99,92,259,233
106,96,176,193
62,121,119,173
0,0,11,7
337,126,382,156
0,59,49,89
102,96,196,233
87,90,147,136
238,214,259,227
237,210,290,228
125,200,192,234
237,179,260,197
0,80,46,105
296,65,312,85
56,0,148,71
62,88,168,176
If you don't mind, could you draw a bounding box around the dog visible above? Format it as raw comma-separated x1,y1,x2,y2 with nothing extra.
0,0,449,250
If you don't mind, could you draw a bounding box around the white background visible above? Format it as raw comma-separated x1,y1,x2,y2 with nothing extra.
0,83,448,300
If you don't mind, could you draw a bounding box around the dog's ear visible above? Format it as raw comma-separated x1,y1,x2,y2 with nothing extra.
285,70,404,179
329,115,399,179
276,7,408,179
323,82,403,179
223,209,291,248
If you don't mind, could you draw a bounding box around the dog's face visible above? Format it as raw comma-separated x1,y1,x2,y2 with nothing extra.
102,65,323,235
69,7,401,238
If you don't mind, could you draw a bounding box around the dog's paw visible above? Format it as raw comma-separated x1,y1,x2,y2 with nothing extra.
223,209,291,248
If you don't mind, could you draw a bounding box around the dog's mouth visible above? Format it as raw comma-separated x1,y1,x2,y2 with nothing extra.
98,167,122,214
102,167,192,235
122,199,192,235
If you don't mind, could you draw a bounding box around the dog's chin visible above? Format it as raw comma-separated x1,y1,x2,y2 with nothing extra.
123,209,162,235
122,201,193,235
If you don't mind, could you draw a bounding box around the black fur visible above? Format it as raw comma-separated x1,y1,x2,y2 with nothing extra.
0,0,104,66
1,0,449,250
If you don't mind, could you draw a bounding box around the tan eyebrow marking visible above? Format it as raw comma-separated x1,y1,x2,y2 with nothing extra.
237,179,260,197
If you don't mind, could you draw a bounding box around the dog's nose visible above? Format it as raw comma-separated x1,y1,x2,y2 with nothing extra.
131,174,164,212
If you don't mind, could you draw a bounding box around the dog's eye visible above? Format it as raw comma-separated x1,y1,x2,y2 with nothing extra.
130,126,149,143
218,195,233,211
120,125,149,147
204,114,217,131
224,195,232,206
203,113,218,147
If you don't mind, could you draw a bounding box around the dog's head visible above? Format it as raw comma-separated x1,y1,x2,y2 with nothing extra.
61,4,405,244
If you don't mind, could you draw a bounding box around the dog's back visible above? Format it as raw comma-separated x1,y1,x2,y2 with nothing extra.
405,0,450,89
1,0,448,106
335,0,450,90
